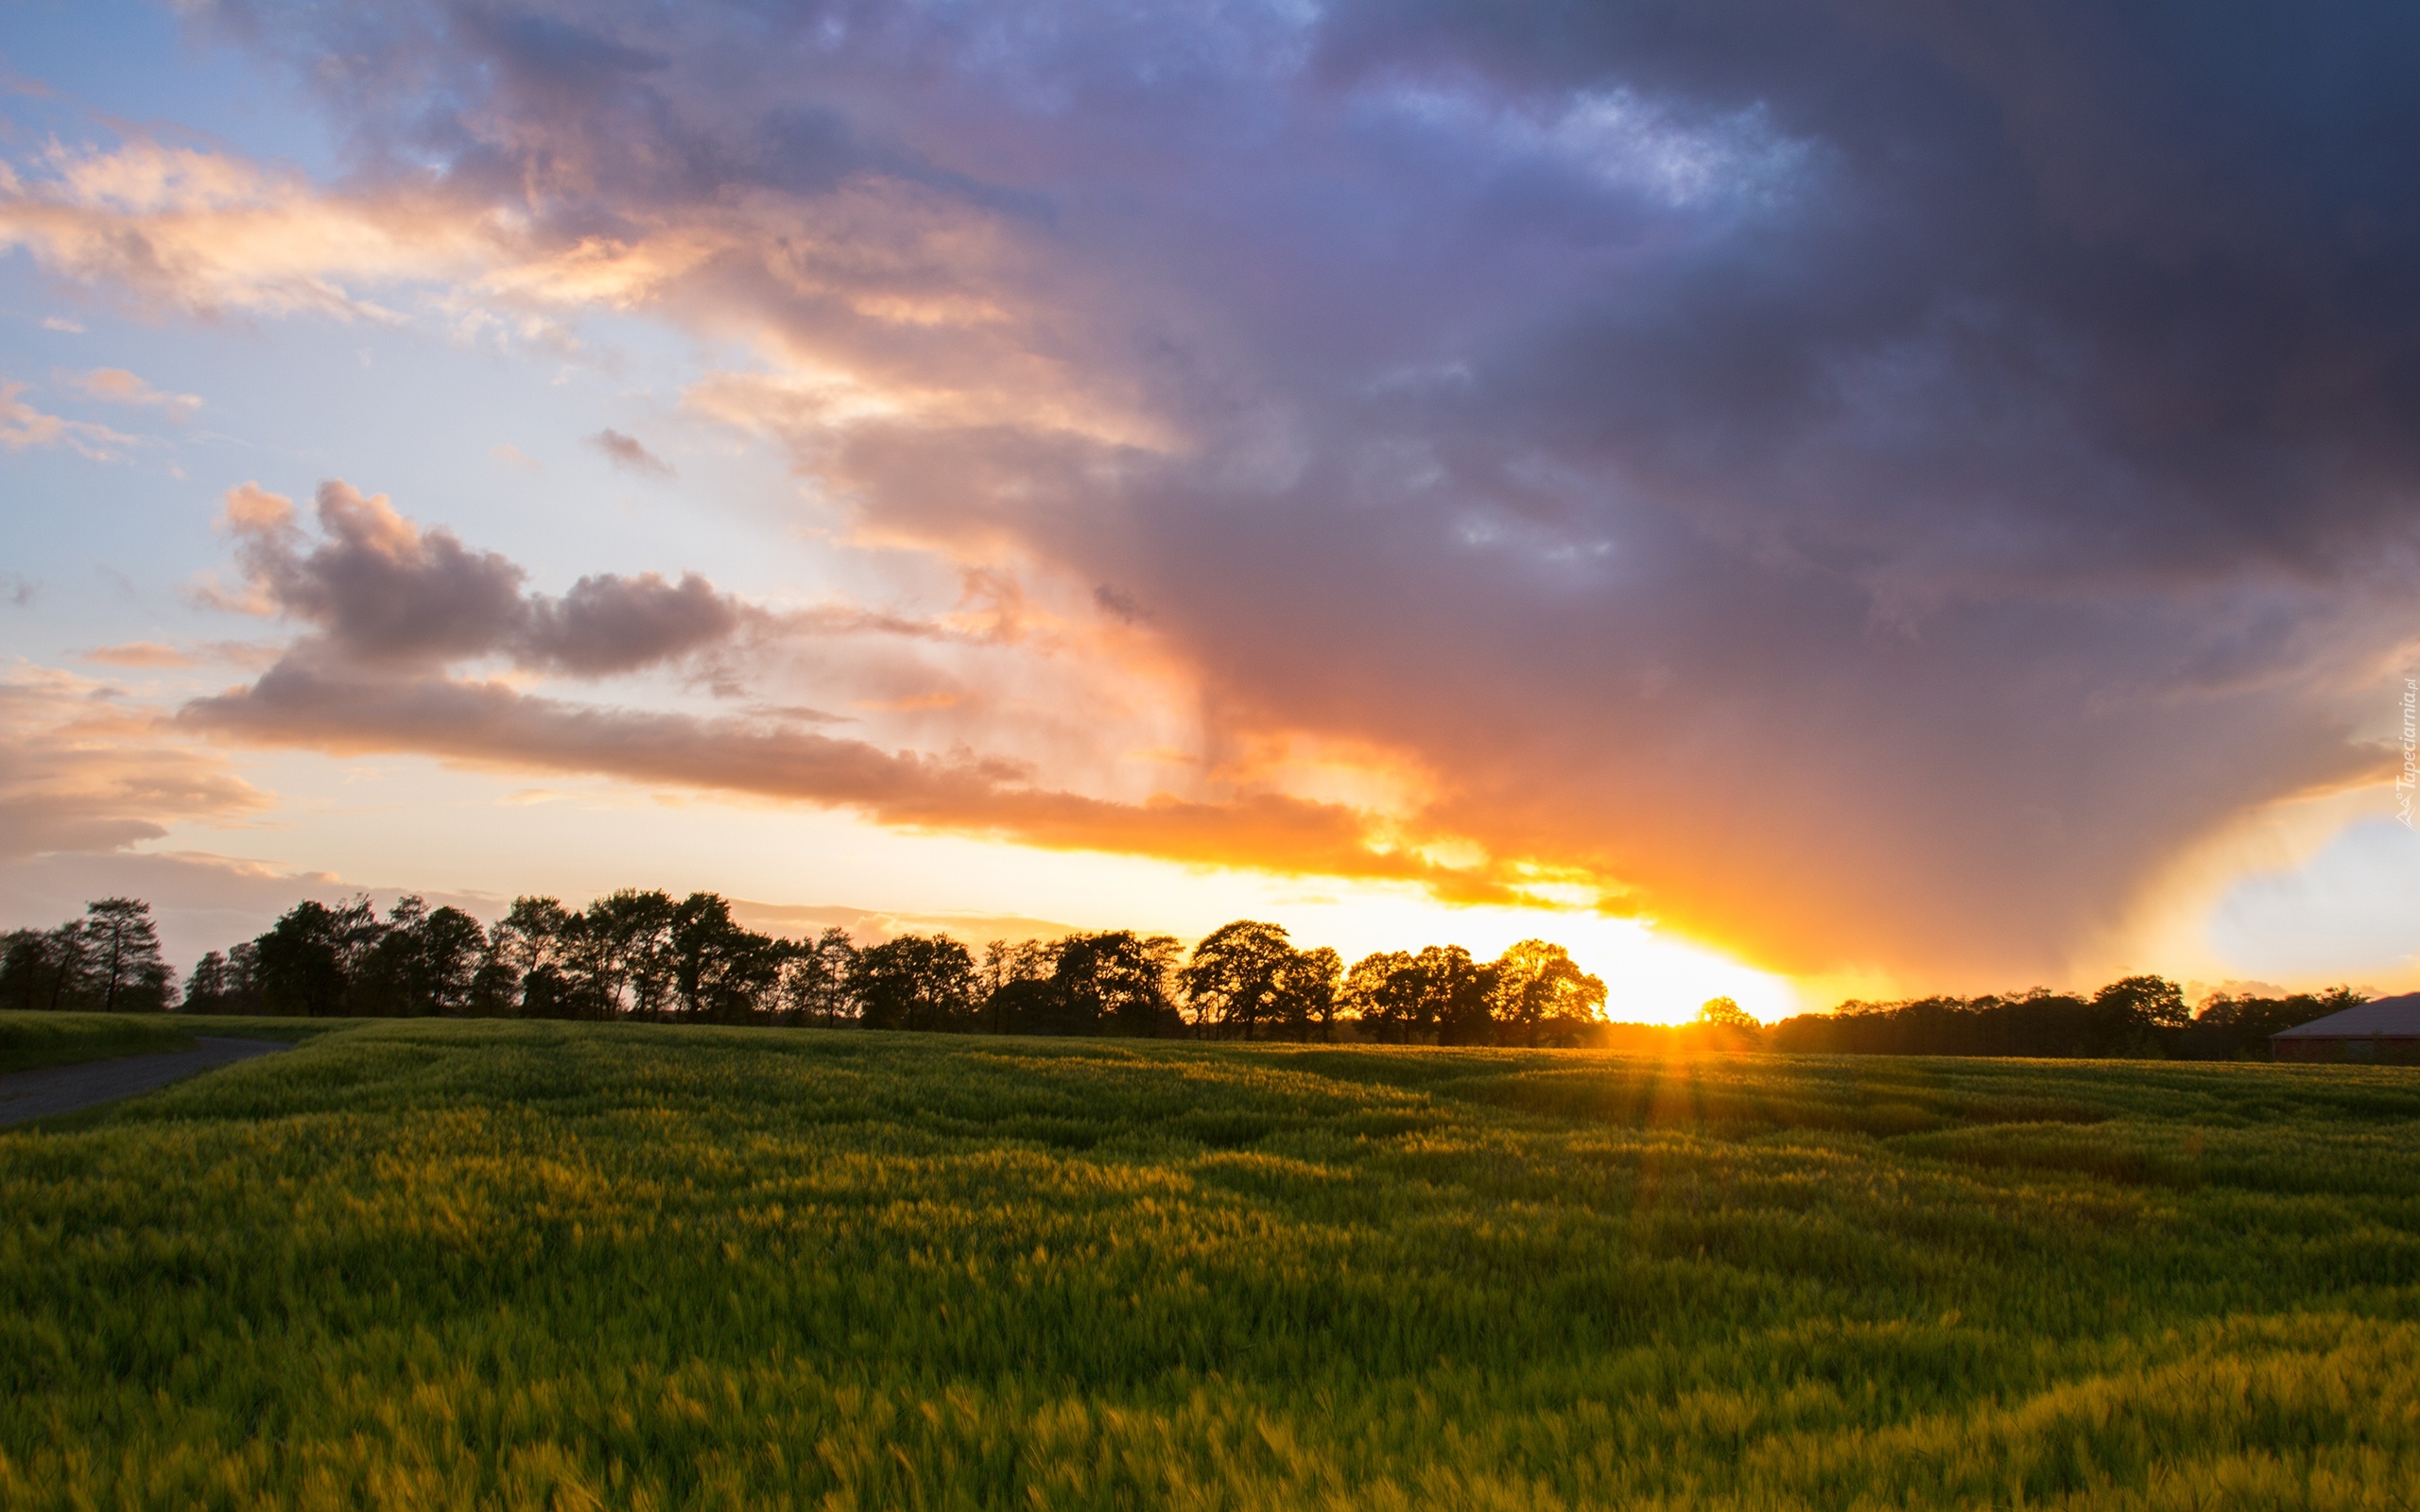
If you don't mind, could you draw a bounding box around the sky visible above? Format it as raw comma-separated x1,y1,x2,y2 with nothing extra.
3,0,2418,1022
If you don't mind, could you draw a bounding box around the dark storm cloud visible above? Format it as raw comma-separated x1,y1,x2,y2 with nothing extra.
520,572,736,676
224,481,738,677
229,480,528,666
176,0,2420,980
1293,1,2420,585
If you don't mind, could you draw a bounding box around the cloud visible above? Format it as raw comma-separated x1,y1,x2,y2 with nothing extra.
63,367,201,422
78,641,282,671
589,427,674,476
520,571,737,675
176,659,1497,895
0,848,494,973
179,484,1511,893
78,642,198,670
216,479,746,676
0,670,268,859
0,137,475,319
0,380,138,458
222,480,532,666
41,316,83,333
89,1,2420,982
729,899,1078,948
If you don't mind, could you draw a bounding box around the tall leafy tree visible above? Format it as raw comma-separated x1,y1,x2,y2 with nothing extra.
1339,946,1494,1043
83,899,171,1012
579,889,679,1019
1179,920,1298,1040
1274,945,1342,1041
1340,950,1420,1040
420,903,489,1015
44,923,92,1011
669,893,785,1022
184,950,233,1013
356,897,483,1016
185,942,265,1015
1412,945,1495,1046
1053,931,1184,1038
254,897,384,1016
777,927,857,1026
493,896,584,1019
977,938,1053,1032
852,934,977,1031
0,927,83,1012
1487,939,1608,1046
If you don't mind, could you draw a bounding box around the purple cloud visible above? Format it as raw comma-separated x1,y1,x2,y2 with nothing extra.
145,0,2420,981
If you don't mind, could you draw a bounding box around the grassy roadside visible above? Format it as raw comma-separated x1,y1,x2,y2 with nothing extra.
5,1021,2419,1507
0,1013,198,1075
0,1012,360,1076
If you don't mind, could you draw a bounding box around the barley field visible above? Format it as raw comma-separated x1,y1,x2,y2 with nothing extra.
4,1018,2418,1509
0,1013,349,1076
1,1013,201,1074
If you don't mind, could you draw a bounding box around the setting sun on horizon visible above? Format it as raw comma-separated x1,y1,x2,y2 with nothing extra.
15,7,2420,1505
5,0,2418,1019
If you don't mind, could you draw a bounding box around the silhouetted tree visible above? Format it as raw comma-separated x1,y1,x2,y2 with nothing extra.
182,942,263,1014
354,897,489,1016
1488,940,1609,1046
185,950,232,1011
1340,950,1420,1040
493,896,585,1018
1274,944,1342,1041
2188,986,2364,1058
1766,974,2234,1058
1179,920,1298,1040
579,889,679,1019
852,934,977,1031
977,938,1052,1032
777,927,857,1025
1411,945,1494,1046
82,899,171,1012
1,926,87,1011
666,893,784,1022
990,975,1077,1034
1339,946,1496,1043
254,897,384,1016
1055,931,1184,1037
1685,995,1762,1052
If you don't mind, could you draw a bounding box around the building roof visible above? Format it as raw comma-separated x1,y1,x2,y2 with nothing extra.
2271,992,2420,1040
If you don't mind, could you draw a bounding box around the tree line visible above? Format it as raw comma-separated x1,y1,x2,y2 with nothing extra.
25,891,1610,1045
0,900,177,1014
2,894,2367,1057
1755,977,2366,1060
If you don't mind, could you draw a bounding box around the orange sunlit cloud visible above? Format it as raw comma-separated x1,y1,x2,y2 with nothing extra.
7,3,2420,1004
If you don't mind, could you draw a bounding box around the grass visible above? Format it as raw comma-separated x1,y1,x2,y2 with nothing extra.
0,1011,354,1075
0,1011,202,1074
4,1021,2420,1508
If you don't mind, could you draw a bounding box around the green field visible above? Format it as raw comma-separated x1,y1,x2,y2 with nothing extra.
0,1013,348,1076
5,1019,2419,1508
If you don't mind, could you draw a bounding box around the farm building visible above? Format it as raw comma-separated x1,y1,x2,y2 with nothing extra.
2271,992,2420,1064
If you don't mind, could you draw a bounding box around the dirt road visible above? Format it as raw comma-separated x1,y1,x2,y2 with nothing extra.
0,1038,292,1129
